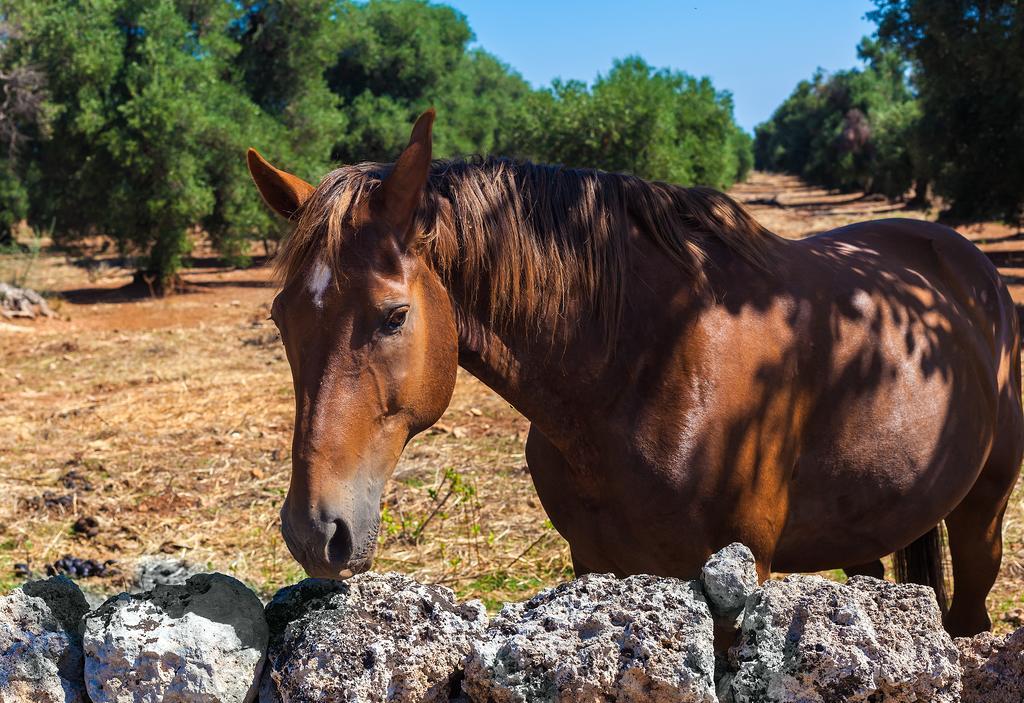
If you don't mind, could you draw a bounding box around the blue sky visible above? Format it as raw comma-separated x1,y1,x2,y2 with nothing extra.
445,1,877,133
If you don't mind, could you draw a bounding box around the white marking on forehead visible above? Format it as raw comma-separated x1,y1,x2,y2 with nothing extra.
308,261,332,309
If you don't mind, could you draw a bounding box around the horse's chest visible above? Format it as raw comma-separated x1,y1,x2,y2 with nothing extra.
528,438,718,574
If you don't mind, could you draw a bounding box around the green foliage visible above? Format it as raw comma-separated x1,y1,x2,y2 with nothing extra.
327,0,532,162
0,0,753,284
0,161,27,238
871,0,1024,220
512,57,751,189
754,37,920,198
0,221,42,287
760,3,1024,220
0,16,46,244
232,0,339,178
5,0,249,286
732,129,754,183
379,466,481,546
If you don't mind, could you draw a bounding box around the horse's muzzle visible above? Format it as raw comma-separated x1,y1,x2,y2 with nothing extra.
280,504,377,579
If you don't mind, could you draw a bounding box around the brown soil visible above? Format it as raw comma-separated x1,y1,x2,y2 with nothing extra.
0,172,1020,627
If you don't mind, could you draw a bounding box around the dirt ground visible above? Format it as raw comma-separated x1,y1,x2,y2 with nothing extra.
1,171,1021,628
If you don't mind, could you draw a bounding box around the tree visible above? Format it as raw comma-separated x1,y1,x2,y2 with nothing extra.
0,0,757,288
326,0,532,163
4,0,279,289
871,0,1024,220
232,0,339,178
511,57,752,189
222,0,340,260
437,48,534,158
0,18,45,243
754,37,920,198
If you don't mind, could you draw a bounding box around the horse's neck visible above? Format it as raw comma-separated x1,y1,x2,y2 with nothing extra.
430,182,767,448
451,304,585,447
447,244,697,451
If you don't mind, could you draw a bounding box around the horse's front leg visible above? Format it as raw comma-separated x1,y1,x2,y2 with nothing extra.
523,424,604,577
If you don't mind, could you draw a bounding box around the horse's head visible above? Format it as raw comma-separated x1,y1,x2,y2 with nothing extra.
247,110,458,578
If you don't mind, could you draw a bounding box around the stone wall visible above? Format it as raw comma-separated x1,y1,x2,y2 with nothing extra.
1,543,1020,703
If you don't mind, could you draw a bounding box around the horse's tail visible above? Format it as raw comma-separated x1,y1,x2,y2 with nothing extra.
893,524,949,616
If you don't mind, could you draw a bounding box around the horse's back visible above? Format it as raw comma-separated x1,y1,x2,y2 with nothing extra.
802,217,1016,372
775,218,1019,570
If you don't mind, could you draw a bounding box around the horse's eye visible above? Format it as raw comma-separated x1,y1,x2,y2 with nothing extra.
383,305,409,334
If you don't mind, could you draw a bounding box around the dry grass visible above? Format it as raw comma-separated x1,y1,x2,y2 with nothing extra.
0,246,569,607
0,172,1020,630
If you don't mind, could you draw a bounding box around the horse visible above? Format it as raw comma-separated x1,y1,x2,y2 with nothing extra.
246,109,1022,637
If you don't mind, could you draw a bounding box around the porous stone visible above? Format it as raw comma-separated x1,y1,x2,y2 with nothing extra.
80,589,109,611
701,542,759,617
132,556,203,592
721,574,961,702
258,572,487,703
0,576,89,703
0,282,54,319
83,572,267,703
463,573,716,703
956,625,1024,703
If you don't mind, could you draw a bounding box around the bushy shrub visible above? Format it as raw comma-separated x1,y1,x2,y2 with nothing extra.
512,57,751,190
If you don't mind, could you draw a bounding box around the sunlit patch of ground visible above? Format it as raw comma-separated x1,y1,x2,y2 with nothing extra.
0,172,1020,629
0,246,570,607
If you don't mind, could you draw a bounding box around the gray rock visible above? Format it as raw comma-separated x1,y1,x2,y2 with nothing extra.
259,572,487,703
83,572,267,703
721,574,961,702
0,282,53,319
80,589,110,611
701,543,759,617
0,576,89,703
956,625,1024,703
463,573,716,703
132,556,203,592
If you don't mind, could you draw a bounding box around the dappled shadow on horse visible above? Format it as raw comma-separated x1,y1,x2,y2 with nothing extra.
247,110,1022,637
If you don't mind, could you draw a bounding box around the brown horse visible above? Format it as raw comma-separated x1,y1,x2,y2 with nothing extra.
247,110,1022,636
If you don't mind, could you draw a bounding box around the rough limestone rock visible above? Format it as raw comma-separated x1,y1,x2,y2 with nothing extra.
721,574,961,702
0,282,54,319
132,556,203,592
83,573,267,703
80,590,110,611
0,576,89,703
259,573,487,703
956,626,1024,703
701,543,759,617
463,573,716,703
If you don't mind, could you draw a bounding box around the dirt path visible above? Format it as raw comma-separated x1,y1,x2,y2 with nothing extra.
0,172,1020,628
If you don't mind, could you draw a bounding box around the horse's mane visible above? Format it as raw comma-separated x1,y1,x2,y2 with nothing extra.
276,156,780,341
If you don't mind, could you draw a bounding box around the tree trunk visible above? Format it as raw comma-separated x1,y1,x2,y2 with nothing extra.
908,178,931,208
141,228,191,296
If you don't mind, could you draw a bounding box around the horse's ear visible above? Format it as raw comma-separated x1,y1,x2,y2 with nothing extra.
379,108,434,245
247,148,315,220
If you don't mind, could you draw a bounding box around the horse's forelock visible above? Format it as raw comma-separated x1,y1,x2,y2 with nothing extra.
273,163,387,287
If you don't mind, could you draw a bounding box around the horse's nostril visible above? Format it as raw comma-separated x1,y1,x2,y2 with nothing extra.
327,519,353,565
